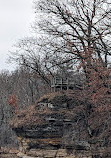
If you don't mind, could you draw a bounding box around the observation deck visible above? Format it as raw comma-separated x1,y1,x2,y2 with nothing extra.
51,76,75,92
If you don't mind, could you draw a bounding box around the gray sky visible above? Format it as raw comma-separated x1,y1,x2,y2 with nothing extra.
0,0,35,72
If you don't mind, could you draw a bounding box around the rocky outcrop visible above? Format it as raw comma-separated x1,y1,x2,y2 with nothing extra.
10,91,111,158
0,147,18,158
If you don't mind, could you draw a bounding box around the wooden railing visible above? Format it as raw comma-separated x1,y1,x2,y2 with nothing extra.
51,76,75,92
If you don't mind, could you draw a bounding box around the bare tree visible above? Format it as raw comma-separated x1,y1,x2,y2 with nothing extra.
34,0,111,75
10,0,111,83
10,37,52,86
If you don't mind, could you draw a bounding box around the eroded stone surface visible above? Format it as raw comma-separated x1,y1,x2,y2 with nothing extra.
10,92,111,158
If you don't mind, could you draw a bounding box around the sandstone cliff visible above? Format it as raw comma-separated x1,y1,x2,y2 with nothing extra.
10,91,111,158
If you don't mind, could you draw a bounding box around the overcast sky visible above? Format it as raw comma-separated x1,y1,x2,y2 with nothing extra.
0,0,35,72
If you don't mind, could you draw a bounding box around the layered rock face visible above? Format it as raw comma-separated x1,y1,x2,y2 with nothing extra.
10,92,111,158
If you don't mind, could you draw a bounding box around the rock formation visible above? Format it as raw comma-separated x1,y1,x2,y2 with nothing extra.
10,91,111,158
